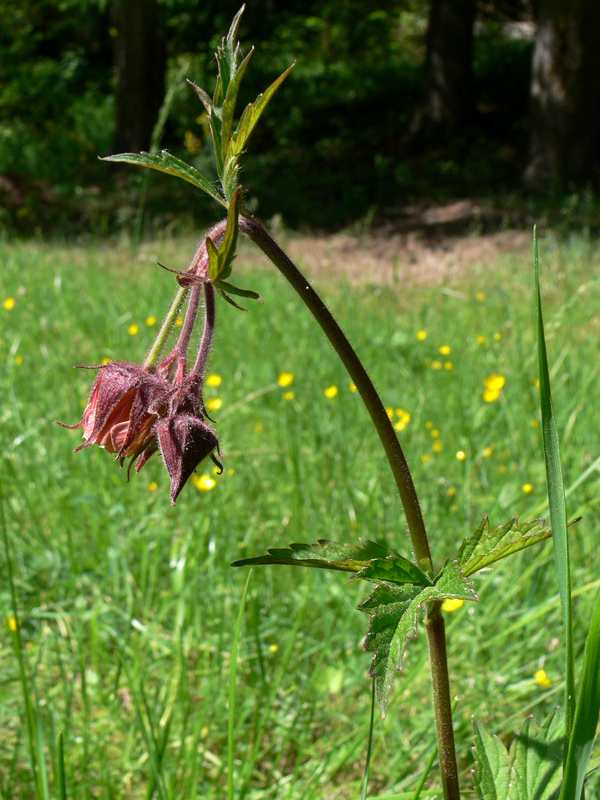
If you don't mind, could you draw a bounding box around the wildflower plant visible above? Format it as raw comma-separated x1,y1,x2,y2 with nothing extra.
57,9,600,800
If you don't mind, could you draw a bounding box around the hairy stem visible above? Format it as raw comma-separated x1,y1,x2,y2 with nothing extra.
239,214,461,799
239,215,432,571
426,602,461,800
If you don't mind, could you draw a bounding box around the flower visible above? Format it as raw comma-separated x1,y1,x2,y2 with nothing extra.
206,374,222,387
386,406,394,420
483,373,505,402
206,398,222,411
283,391,295,400
522,483,533,494
534,669,551,689
442,599,464,612
494,332,502,340
394,409,411,431
3,298,15,310
14,355,23,366
324,385,338,399
146,316,157,326
477,335,486,345
148,481,158,492
444,361,453,370
432,439,443,453
483,446,493,458
431,360,443,370
416,330,427,341
278,372,294,387
58,361,170,457
128,324,139,335
193,473,216,491
476,292,485,302
349,382,357,392
439,345,451,356
456,450,466,461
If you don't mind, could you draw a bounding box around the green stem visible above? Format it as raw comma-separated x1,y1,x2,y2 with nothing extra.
239,215,432,572
143,285,189,371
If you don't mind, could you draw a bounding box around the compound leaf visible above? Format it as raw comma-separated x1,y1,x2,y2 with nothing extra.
359,562,477,715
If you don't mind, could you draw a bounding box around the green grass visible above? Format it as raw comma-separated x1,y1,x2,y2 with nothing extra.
1,229,600,799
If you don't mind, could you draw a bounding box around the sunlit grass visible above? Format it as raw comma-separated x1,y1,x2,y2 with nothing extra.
1,231,600,798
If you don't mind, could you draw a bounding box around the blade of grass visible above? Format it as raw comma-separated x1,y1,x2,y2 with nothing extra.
57,732,67,800
360,679,377,800
560,586,600,800
115,642,168,800
228,571,252,800
535,227,575,743
1,495,45,799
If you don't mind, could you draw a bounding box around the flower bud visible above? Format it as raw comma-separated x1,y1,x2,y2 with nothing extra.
156,414,220,504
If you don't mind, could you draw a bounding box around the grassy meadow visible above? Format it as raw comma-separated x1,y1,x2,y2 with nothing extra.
2,228,600,799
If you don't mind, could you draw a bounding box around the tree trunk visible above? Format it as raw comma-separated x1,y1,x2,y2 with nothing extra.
112,0,166,154
524,0,600,190
409,0,477,143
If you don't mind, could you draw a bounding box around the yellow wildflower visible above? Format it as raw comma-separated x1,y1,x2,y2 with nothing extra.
8,614,17,632
349,382,357,392
447,486,457,497
394,409,411,431
421,454,431,464
477,335,486,345
522,483,533,494
324,385,338,399
476,292,485,302
206,374,222,387
534,669,551,689
254,423,264,433
431,360,443,370
442,599,464,612
277,372,294,387
193,474,216,491
425,421,434,429
483,446,493,458
14,355,23,365
483,388,501,402
444,361,453,370
484,374,506,391
283,391,295,400
431,429,440,438
269,644,279,654
3,298,15,310
128,323,139,335
494,332,502,340
148,481,158,492
456,451,466,461
146,316,156,326
439,345,451,356
432,439,443,453
416,330,427,341
386,406,394,420
206,398,222,411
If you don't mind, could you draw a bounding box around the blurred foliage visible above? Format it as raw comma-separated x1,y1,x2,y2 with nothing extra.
0,0,553,235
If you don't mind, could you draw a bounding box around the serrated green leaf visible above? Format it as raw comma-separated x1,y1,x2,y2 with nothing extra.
458,516,579,578
472,720,511,800
231,537,397,572
359,562,476,715
208,188,241,283
350,556,432,587
229,62,295,159
101,151,227,208
511,708,563,800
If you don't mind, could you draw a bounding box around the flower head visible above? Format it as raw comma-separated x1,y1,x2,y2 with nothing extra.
58,361,171,457
156,414,220,504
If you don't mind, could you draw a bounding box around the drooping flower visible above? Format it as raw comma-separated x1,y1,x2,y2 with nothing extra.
58,361,171,457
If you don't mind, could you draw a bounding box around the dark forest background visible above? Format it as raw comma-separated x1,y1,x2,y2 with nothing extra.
1,0,599,235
